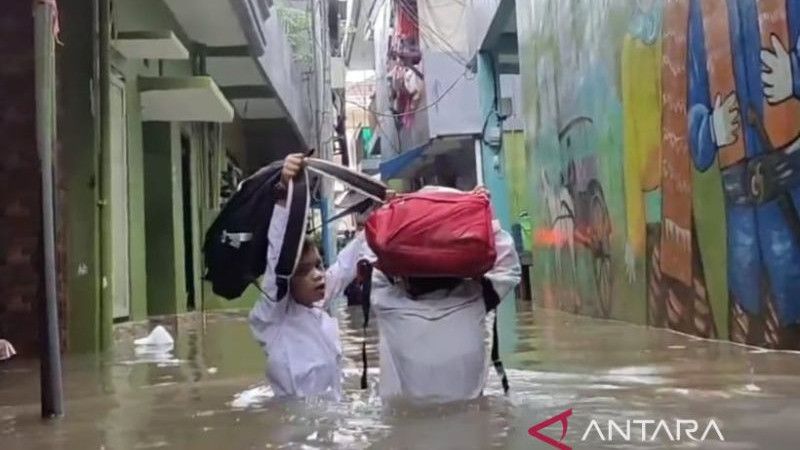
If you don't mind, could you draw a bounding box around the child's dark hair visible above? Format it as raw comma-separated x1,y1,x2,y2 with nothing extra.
301,236,315,256
301,234,325,263
301,235,319,257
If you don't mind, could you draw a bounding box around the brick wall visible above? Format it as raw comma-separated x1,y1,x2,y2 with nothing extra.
0,3,67,355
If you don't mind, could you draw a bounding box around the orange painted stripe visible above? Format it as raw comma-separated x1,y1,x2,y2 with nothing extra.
701,0,747,167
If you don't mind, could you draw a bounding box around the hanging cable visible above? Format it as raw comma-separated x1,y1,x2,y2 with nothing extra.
396,0,465,62
394,0,470,67
346,67,469,117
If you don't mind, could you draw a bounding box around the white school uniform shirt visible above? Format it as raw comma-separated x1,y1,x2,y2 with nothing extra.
248,204,361,400
366,220,521,405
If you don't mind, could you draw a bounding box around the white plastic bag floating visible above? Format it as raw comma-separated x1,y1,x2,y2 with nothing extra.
0,339,16,360
134,325,174,347
133,325,176,364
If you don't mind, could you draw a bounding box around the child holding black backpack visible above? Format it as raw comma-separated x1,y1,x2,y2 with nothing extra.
248,153,373,400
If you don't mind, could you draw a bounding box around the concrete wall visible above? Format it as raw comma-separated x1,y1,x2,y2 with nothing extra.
416,0,483,140
420,53,481,139
517,0,800,349
257,11,315,148
499,74,524,132
466,0,502,58
241,119,304,173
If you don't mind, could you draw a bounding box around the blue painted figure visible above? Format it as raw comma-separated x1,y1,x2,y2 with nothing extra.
688,0,800,346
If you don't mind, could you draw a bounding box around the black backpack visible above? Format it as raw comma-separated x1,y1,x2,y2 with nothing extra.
203,160,309,300
203,157,386,301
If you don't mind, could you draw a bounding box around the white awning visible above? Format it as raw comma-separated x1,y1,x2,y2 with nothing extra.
139,77,234,123
112,31,189,60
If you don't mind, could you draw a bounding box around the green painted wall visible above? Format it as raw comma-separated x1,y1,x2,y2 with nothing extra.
59,0,102,352
115,67,148,322
59,0,265,352
189,129,204,311
59,0,201,351
113,0,196,319
170,126,188,316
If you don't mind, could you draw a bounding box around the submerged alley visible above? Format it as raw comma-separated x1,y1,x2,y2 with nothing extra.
3,305,800,449
5,1,800,449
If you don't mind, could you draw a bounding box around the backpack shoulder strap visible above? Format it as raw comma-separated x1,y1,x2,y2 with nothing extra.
274,172,309,300
359,260,373,390
305,158,388,201
481,277,509,394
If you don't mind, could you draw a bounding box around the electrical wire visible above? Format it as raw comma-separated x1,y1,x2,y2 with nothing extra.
397,0,467,63
394,0,471,67
396,0,461,59
345,66,469,117
422,0,469,50
312,0,474,158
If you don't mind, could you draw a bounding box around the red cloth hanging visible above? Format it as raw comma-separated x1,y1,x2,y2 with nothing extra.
396,0,418,39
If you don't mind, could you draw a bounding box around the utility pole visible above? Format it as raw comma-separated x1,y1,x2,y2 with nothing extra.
33,0,64,418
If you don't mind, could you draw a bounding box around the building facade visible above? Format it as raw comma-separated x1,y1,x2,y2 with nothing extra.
0,0,342,354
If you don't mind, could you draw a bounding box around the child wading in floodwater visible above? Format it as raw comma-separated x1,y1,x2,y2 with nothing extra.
248,153,372,399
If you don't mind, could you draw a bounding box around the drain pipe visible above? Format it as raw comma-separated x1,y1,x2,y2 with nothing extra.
97,0,112,350
33,0,64,418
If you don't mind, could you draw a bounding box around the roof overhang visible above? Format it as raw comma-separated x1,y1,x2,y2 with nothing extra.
162,0,311,146
112,31,189,60
476,0,519,74
139,77,234,123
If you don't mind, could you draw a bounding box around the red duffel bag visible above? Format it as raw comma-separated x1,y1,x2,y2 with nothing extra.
365,190,496,278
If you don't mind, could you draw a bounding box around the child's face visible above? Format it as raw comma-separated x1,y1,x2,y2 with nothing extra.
290,246,326,306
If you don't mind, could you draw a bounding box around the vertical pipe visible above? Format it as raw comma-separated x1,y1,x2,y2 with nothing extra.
474,138,485,186
98,0,112,350
34,0,64,418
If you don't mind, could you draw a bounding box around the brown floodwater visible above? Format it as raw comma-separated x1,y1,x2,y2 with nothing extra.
2,302,800,449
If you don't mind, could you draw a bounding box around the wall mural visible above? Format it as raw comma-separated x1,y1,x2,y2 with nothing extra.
518,0,800,349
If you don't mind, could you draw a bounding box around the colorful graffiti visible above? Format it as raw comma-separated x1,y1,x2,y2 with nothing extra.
518,0,800,349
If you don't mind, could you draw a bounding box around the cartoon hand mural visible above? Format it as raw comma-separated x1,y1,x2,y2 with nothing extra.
711,92,740,147
761,34,795,105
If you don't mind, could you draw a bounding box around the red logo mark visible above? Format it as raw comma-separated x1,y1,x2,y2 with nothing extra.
528,409,573,450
